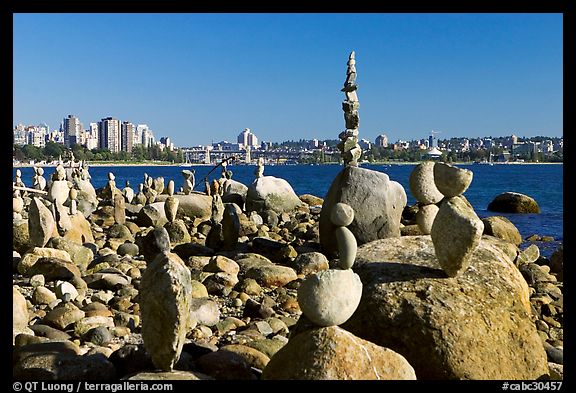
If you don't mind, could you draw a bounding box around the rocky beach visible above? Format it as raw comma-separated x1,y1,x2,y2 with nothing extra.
12,51,563,382
12,158,564,381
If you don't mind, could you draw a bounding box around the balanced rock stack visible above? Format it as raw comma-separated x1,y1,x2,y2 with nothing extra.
337,51,362,167
319,51,407,257
411,161,483,277
262,203,416,380
245,157,302,215
163,179,192,245
297,203,363,326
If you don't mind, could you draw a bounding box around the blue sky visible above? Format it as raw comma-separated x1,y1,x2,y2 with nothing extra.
13,13,563,147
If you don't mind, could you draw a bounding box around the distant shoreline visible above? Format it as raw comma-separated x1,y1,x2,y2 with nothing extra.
12,161,563,168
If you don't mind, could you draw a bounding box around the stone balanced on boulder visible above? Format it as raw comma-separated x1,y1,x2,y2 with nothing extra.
245,157,302,215
410,161,484,277
298,203,363,326
320,51,406,257
337,51,362,167
263,202,415,380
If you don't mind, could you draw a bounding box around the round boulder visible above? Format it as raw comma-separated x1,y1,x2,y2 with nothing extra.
481,216,523,246
341,235,548,380
487,192,541,213
297,269,362,326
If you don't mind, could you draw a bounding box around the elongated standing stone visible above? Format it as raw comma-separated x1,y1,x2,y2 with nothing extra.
140,250,193,371
430,196,484,277
164,180,179,222
28,197,56,247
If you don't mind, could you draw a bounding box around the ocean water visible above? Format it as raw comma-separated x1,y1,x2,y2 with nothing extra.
14,162,563,257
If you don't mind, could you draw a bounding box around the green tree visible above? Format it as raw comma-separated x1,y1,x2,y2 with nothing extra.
43,141,65,160
22,144,45,161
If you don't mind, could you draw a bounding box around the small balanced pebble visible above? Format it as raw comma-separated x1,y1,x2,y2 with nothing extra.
330,202,355,227
330,202,357,270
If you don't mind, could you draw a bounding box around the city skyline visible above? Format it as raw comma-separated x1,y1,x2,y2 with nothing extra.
13,13,563,146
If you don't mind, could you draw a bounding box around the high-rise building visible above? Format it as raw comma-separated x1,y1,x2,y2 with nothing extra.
160,137,174,151
121,121,135,153
62,115,83,147
98,117,121,153
428,133,438,148
13,124,27,146
237,128,259,148
137,124,155,148
85,123,99,150
375,134,388,147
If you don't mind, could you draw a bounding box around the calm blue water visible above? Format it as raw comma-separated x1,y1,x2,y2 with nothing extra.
14,163,563,257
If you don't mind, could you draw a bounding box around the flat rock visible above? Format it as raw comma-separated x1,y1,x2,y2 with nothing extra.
123,370,214,380
155,193,212,221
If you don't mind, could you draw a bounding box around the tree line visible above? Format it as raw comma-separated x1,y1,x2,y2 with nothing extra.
13,143,185,163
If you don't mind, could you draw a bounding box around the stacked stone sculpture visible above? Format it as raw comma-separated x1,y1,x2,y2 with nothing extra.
409,161,443,235
47,164,72,234
68,188,78,215
163,180,191,245
33,166,47,191
143,174,158,204
13,191,24,220
319,51,407,257
337,51,362,167
123,181,135,204
14,169,25,188
410,161,484,277
255,157,264,178
135,183,147,206
182,170,195,195
297,202,363,327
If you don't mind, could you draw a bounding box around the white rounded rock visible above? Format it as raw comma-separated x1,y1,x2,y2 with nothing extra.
297,269,363,327
330,202,355,227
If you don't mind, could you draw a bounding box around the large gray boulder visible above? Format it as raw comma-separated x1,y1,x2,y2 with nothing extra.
245,176,302,214
319,166,406,257
487,192,541,213
341,235,549,380
155,193,212,220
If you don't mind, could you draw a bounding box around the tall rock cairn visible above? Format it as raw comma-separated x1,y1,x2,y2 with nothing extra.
337,51,362,167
